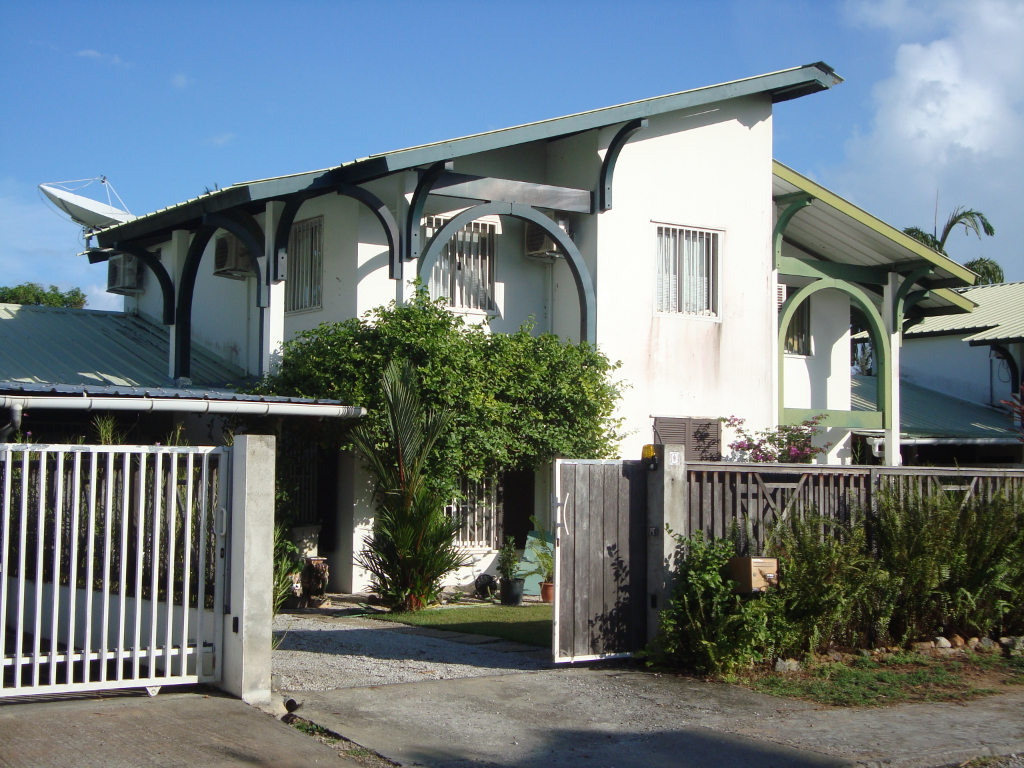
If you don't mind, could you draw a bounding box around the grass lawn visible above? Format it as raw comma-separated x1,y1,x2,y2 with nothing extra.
375,604,553,647
740,652,1024,707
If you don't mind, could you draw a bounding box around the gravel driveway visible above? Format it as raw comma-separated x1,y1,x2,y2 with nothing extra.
272,612,550,691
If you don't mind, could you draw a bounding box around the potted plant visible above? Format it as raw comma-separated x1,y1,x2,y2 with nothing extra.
528,539,555,603
496,539,524,606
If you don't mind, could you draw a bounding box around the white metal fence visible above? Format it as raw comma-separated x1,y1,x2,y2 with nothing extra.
445,477,500,550
0,444,228,697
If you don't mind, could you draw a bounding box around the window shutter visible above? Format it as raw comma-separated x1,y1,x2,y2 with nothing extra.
652,417,721,461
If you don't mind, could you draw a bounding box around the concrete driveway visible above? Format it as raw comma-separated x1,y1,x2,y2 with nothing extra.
278,615,1024,768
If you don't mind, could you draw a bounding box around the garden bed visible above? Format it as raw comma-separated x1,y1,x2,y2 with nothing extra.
374,604,553,647
735,649,1024,707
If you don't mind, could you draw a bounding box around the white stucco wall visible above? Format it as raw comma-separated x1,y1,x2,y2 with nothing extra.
901,334,995,406
593,94,776,459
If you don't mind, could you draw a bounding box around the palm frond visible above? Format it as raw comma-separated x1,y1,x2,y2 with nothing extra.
938,207,995,250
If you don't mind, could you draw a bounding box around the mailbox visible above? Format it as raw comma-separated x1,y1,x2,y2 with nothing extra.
727,557,779,594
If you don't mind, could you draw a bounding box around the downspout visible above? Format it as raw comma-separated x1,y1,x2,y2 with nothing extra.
0,404,23,442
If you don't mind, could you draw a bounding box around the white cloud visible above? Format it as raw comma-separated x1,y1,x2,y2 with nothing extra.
825,0,1024,279
207,133,236,147
76,48,132,67
0,177,121,311
171,73,191,89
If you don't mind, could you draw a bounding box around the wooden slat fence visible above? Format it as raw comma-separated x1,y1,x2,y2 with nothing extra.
685,463,1024,553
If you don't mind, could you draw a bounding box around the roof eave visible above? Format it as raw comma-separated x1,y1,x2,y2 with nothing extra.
772,160,977,288
96,63,840,246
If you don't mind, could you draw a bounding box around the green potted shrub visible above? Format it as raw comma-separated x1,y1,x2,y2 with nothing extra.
496,539,525,606
525,523,555,603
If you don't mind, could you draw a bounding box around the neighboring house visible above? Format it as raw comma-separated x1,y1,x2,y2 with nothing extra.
81,63,977,592
891,281,1024,465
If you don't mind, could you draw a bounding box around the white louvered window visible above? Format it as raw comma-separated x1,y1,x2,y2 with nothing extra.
425,216,496,311
285,216,323,313
656,225,720,316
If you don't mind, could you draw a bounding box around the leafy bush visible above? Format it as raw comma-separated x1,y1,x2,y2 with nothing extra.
256,288,624,499
273,524,301,616
652,486,1024,673
352,360,469,611
651,532,783,674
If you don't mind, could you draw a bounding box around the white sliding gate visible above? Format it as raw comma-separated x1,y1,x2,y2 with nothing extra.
0,444,228,697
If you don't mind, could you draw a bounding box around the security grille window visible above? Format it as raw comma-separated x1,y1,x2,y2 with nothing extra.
656,225,719,316
783,286,811,355
652,416,722,460
286,216,324,312
426,216,496,311
445,476,501,550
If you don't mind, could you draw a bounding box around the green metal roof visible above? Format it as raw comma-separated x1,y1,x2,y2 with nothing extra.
852,375,1019,439
0,303,245,388
904,281,1024,346
95,63,841,247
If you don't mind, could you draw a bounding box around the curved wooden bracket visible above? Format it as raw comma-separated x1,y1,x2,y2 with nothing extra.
336,184,402,280
112,242,176,325
405,161,451,263
418,202,596,344
203,212,267,307
598,118,647,212
174,225,217,381
773,195,813,269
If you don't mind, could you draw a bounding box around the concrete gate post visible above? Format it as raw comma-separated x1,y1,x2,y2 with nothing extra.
645,444,687,645
218,434,276,705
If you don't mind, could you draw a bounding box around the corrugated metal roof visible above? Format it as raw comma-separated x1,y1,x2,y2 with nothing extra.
852,375,1018,438
94,63,841,246
773,162,975,316
904,281,1024,345
0,303,244,388
0,380,341,404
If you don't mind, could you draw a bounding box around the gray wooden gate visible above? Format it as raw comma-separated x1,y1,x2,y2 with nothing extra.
553,460,647,663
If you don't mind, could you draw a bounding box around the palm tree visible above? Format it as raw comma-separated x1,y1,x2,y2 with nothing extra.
904,207,999,284
963,257,1004,286
351,359,468,611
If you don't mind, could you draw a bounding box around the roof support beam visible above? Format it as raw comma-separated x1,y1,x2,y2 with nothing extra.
418,202,596,344
203,212,267,307
778,255,889,285
598,118,647,212
892,267,934,337
113,243,176,325
430,172,593,214
174,225,218,382
773,194,813,270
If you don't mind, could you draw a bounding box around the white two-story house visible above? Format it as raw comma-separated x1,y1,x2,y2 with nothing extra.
84,62,976,591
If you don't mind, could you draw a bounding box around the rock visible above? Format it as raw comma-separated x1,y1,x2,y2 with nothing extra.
1000,637,1013,647
978,637,997,652
967,637,980,649
950,634,965,648
1005,637,1024,658
827,650,844,663
935,637,952,648
912,641,935,652
775,658,802,673
859,649,873,658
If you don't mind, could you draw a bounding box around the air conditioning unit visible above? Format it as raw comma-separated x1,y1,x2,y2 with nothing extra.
524,219,569,262
213,235,252,279
106,254,144,295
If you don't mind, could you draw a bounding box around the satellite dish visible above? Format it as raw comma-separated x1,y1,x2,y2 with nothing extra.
39,177,134,230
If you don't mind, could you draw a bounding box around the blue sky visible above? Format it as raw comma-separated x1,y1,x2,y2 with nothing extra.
2,0,1021,310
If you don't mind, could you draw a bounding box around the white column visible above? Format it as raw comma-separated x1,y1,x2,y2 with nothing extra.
882,273,903,467
646,444,687,645
167,230,190,381
263,201,287,375
218,434,275,705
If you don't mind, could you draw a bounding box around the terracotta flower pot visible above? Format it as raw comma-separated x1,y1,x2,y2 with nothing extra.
540,582,554,603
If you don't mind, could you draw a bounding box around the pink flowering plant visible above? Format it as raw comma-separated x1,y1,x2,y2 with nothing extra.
720,414,830,464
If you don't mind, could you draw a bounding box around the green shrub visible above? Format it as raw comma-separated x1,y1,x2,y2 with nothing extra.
650,532,784,674
273,524,301,616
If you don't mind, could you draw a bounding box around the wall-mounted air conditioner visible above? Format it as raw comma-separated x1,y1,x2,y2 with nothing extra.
213,235,253,279
106,254,144,295
524,218,570,262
